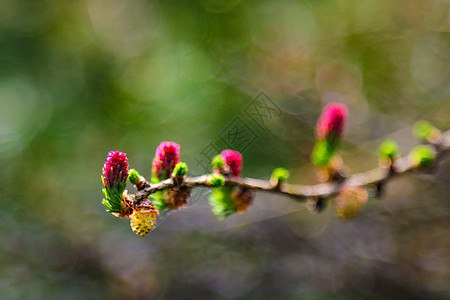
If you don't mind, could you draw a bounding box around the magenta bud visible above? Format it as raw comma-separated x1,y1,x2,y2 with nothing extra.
102,151,129,191
220,150,242,177
316,102,348,140
152,141,180,181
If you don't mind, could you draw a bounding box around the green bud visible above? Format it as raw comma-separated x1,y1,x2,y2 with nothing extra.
209,173,225,187
211,154,224,170
409,145,436,168
128,169,140,184
209,186,236,220
311,139,337,167
173,162,188,177
271,168,290,183
413,120,435,141
378,139,400,161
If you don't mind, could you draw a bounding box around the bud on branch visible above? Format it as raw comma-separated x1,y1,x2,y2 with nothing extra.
312,103,348,167
99,105,449,237
101,151,130,214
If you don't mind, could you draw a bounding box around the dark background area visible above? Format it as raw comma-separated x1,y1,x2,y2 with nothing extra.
0,0,449,299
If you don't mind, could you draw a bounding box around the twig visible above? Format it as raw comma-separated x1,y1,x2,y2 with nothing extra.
133,130,450,204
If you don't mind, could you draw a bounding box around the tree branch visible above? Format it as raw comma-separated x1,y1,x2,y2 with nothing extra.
133,130,450,204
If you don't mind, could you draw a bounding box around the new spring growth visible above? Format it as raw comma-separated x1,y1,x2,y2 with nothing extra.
378,139,400,167
312,103,348,167
316,103,348,140
102,151,129,191
271,168,290,187
209,149,253,220
101,151,129,214
128,169,140,184
413,120,440,143
151,141,181,211
130,198,159,237
128,169,148,190
213,150,242,176
210,150,243,219
172,162,188,178
209,173,225,187
211,154,224,170
152,141,180,183
166,162,190,210
409,145,436,168
99,102,450,236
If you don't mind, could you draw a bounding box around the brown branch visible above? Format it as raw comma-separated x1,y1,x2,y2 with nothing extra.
133,130,450,204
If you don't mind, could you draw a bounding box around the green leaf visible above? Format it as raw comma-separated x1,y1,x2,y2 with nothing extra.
209,173,225,187
173,162,188,177
152,191,168,212
378,139,399,161
102,199,112,209
312,139,334,166
101,188,123,213
102,188,110,200
128,169,140,184
208,187,236,220
413,120,435,141
271,168,290,183
211,154,224,170
409,145,436,167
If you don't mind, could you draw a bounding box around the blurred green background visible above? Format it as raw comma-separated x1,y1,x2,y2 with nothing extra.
0,0,449,299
